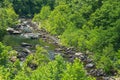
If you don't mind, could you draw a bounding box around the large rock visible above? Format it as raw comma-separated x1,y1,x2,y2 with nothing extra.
85,63,94,68
6,27,22,35
86,58,93,63
27,62,38,70
20,33,41,39
75,52,83,56
102,77,115,80
54,48,63,52
6,27,14,34
21,42,32,47
75,52,86,60
89,69,105,76
10,56,17,62
22,48,31,54
17,52,27,61
21,25,33,33
12,30,22,35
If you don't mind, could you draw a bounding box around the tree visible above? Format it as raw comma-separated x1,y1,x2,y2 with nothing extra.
11,0,55,17
0,0,18,41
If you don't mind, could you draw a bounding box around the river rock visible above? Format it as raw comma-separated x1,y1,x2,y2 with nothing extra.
75,52,83,56
102,77,115,80
68,56,75,62
7,27,22,35
27,21,38,27
54,48,63,52
89,69,105,77
86,58,93,63
22,25,33,33
44,46,49,48
21,42,32,47
75,52,86,60
20,33,41,39
6,27,14,34
27,62,38,70
19,57,25,61
85,63,94,68
17,52,26,61
22,48,31,54
12,30,22,35
10,56,17,62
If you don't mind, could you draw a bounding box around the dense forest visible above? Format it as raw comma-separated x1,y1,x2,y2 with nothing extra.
0,0,120,80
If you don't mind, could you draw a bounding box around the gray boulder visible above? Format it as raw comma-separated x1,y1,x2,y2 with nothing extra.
22,48,31,54
20,33,41,39
6,27,14,34
21,42,32,47
86,63,94,68
12,30,22,35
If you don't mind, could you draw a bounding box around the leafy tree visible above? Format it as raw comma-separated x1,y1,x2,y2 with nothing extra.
33,6,51,21
62,59,95,80
11,0,55,17
15,55,94,80
0,0,18,41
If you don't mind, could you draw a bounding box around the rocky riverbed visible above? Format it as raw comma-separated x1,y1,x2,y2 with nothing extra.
3,18,117,80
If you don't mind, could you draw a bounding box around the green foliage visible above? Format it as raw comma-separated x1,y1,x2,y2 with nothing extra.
25,46,50,67
0,42,11,66
0,8,18,29
15,55,94,80
33,0,120,74
33,6,51,21
45,4,70,35
61,59,95,80
0,0,18,41
60,26,80,47
93,44,114,73
0,0,12,8
0,42,20,80
11,0,55,17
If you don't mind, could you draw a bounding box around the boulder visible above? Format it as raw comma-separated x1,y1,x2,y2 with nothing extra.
20,57,25,61
75,52,86,60
20,33,41,39
86,58,93,63
10,56,17,62
17,52,26,61
7,27,22,35
6,27,14,34
22,25,33,33
85,63,94,68
102,77,115,80
21,42,32,47
27,63,38,70
75,52,83,56
54,48,63,52
12,30,22,35
22,48,31,54
89,69,105,77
